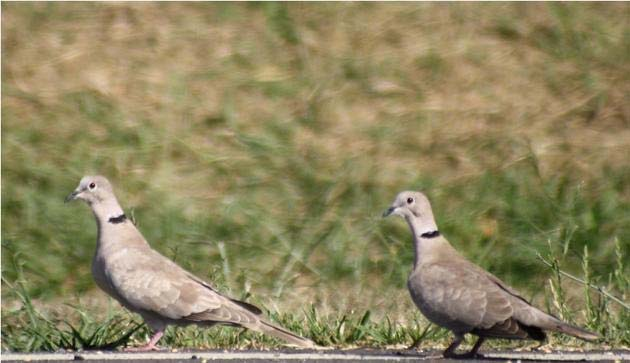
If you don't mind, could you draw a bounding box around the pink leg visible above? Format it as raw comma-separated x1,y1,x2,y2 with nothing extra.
125,330,164,352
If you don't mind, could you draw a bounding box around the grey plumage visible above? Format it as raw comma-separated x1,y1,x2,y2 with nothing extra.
384,191,599,358
66,175,314,351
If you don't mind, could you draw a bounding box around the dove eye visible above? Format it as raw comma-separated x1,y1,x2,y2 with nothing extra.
407,197,414,204
89,182,96,190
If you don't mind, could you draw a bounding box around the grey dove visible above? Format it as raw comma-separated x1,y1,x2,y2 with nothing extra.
383,191,599,358
66,175,315,351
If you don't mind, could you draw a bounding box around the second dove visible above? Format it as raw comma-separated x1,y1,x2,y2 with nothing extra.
383,191,598,358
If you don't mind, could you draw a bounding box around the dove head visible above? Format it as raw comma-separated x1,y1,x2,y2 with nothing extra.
66,175,125,222
383,191,438,234
65,175,116,205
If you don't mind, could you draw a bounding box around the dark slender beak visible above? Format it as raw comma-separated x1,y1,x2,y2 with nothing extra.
382,206,396,218
65,190,79,203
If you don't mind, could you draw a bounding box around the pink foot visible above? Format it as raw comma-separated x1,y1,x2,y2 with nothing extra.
124,330,164,352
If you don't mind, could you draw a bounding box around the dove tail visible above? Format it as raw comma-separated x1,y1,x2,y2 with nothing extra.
549,320,600,341
257,320,315,348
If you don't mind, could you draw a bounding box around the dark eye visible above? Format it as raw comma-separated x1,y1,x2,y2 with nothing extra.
407,197,414,204
89,182,96,190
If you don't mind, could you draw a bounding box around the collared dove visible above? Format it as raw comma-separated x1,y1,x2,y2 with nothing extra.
383,191,599,358
66,175,315,351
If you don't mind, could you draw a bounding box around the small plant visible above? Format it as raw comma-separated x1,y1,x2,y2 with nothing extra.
538,237,629,346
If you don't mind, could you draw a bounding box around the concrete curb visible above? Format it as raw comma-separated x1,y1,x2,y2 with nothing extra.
1,350,628,362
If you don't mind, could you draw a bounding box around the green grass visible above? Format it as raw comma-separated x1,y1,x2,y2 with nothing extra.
2,2,629,352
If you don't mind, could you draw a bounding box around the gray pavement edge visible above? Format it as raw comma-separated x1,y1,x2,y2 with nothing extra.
1,350,629,363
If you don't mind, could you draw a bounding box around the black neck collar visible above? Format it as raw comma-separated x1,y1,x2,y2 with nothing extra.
420,230,440,239
108,214,127,224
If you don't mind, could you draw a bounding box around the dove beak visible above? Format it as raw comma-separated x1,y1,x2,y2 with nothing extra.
382,206,396,218
65,189,80,203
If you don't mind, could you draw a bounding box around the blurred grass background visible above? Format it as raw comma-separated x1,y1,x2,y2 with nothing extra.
2,2,629,351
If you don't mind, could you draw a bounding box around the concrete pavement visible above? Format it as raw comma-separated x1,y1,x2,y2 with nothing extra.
2,349,628,363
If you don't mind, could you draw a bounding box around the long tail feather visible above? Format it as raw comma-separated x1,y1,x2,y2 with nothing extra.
257,320,316,348
550,321,600,341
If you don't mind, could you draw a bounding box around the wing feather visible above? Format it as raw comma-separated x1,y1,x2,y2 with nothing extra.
411,261,542,339
104,246,258,326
